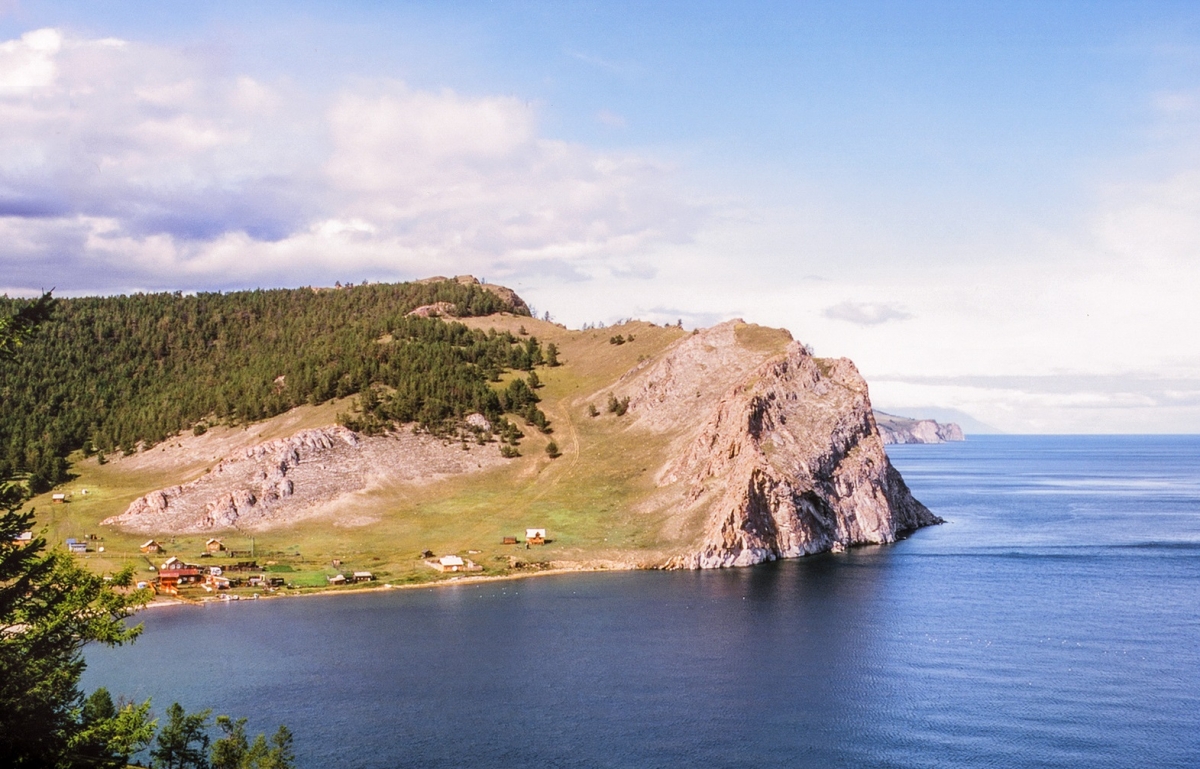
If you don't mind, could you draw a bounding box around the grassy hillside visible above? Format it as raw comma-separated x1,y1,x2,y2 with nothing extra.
24,316,711,588
0,279,536,492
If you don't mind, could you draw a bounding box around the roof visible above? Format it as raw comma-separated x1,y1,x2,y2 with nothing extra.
65,538,78,544
352,571,374,578
141,540,158,547
15,532,32,541
438,555,464,567
205,538,222,544
51,493,66,500
526,528,546,537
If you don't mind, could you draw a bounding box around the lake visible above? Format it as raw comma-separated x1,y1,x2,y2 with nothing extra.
83,435,1200,768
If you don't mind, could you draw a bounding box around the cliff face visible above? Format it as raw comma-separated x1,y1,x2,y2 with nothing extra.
95,311,939,571
101,426,504,533
873,411,965,444
618,322,940,568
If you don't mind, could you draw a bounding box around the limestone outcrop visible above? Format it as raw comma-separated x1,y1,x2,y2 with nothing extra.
102,426,504,533
613,321,940,568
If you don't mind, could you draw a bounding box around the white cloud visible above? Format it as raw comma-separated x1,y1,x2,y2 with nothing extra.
0,28,701,293
823,301,912,326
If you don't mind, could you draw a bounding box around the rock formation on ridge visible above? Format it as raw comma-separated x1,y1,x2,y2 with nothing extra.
612,321,941,568
873,411,965,444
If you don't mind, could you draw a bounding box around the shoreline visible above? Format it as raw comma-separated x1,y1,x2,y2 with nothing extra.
137,560,646,610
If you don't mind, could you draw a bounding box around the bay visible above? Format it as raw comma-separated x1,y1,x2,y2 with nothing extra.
83,436,1200,768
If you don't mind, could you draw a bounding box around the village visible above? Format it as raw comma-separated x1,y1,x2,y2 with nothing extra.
44,526,553,601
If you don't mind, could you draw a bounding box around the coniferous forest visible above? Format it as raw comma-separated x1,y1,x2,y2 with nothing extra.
0,280,548,492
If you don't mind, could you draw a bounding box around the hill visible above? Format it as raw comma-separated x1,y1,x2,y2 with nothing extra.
873,411,966,444
13,281,939,590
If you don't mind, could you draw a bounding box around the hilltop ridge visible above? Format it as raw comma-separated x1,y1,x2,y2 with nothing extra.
21,280,940,585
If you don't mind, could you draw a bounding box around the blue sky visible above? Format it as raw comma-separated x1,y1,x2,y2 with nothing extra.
1,1,1199,432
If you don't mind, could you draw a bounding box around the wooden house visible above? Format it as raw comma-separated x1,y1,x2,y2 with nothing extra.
327,574,347,585
205,538,225,554
352,571,374,583
526,528,546,546
51,493,66,503
158,568,201,592
427,555,483,573
140,540,162,554
13,531,32,545
502,536,518,545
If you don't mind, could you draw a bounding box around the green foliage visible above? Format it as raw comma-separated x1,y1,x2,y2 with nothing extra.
68,689,156,769
609,334,625,345
545,342,560,367
0,501,151,767
151,703,211,769
607,393,630,416
499,444,520,459
545,440,561,459
0,281,541,491
0,292,53,361
587,403,599,418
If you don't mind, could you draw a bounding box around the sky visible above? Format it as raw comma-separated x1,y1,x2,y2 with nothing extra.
1,1,1199,433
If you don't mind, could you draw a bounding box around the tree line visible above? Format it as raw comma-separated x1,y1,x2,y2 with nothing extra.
0,281,547,492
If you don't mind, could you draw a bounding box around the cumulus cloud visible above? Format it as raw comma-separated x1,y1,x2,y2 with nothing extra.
0,28,702,293
823,301,912,326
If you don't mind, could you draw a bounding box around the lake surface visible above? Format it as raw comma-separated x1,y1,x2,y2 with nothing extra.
83,436,1200,768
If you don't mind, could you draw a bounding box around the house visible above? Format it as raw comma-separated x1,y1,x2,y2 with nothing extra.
526,528,546,546
327,574,347,585
140,540,162,554
161,556,183,570
205,538,225,554
208,566,223,577
352,571,374,583
205,574,230,590
51,493,66,503
502,536,518,545
13,531,33,545
65,538,87,554
158,567,202,592
426,555,483,573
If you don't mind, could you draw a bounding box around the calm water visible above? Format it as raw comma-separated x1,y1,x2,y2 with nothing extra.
83,436,1200,768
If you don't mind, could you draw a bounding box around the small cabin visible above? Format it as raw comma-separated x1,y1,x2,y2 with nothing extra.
502,536,518,545
427,555,483,573
13,531,33,545
352,571,374,583
205,538,225,554
161,556,183,570
51,493,66,503
65,538,87,554
140,540,162,554
327,574,347,585
526,528,546,546
438,555,464,572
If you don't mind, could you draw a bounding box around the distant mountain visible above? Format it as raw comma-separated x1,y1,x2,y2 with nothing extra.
873,411,965,444
875,406,1001,435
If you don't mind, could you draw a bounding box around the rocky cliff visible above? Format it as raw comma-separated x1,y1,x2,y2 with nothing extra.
873,411,965,444
101,426,504,533
614,321,941,568
96,311,940,571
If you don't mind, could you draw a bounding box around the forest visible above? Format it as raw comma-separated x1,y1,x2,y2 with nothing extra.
0,280,548,492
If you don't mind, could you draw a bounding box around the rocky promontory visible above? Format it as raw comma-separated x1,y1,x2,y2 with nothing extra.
94,302,942,572
873,411,965,444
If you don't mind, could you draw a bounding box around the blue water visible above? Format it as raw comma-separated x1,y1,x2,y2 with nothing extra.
83,436,1200,768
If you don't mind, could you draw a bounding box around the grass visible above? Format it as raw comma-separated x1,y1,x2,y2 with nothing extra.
24,317,784,589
